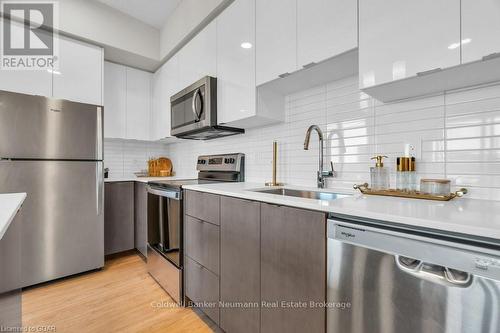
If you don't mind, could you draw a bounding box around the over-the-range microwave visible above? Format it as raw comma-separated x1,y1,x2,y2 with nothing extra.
170,76,244,140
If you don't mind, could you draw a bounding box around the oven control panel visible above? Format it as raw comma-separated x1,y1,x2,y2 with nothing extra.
197,153,244,172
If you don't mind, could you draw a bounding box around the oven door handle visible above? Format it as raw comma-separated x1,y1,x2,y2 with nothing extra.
147,186,181,200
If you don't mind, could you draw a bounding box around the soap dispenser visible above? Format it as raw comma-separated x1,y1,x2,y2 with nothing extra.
370,155,390,190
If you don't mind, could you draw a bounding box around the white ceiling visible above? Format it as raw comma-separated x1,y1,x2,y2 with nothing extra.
95,0,182,29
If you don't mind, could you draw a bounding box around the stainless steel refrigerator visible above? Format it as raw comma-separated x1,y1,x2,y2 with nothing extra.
0,90,104,287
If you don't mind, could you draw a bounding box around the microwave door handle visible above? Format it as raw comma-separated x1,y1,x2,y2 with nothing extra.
192,88,202,121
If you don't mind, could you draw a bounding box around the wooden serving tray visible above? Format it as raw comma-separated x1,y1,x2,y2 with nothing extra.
353,183,467,201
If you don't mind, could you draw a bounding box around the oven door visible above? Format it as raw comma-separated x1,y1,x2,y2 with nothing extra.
147,186,182,268
170,76,216,136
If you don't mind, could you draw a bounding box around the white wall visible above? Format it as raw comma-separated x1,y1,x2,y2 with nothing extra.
166,76,500,201
59,0,159,61
104,139,170,179
4,0,161,70
159,0,231,60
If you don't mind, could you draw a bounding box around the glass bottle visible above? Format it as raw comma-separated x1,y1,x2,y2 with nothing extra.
370,155,390,190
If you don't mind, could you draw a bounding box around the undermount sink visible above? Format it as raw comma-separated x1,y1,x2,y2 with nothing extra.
251,188,350,200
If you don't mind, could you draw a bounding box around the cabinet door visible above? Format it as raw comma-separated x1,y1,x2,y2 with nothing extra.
220,197,260,333
185,215,220,274
134,182,148,257
256,0,297,85
261,204,326,333
151,67,164,141
185,256,220,324
104,182,134,255
359,0,460,88
53,36,103,105
462,0,500,64
217,0,256,125
297,0,357,67
162,55,178,137
125,67,152,141
151,56,177,140
178,22,216,88
185,190,220,225
0,18,52,97
103,62,126,139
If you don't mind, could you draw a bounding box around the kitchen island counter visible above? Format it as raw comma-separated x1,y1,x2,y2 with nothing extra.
0,193,26,240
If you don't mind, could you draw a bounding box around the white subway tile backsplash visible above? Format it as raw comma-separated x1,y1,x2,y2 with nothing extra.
165,76,500,201
104,139,170,178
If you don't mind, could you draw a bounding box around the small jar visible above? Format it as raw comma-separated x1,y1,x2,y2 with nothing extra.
396,157,406,191
420,179,451,196
396,157,412,192
407,157,417,192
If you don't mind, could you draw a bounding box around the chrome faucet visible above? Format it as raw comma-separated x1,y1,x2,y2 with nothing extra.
304,125,335,188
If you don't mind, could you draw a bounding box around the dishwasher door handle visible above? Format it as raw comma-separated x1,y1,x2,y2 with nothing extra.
395,255,472,287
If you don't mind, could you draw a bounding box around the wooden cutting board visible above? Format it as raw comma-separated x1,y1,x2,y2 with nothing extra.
148,157,173,177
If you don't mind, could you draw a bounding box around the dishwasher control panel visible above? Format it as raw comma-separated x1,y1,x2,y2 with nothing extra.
329,219,500,281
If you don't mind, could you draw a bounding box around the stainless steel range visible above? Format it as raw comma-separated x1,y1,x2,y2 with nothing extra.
146,153,244,304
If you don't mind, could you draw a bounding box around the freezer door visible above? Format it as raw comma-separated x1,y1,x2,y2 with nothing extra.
0,160,104,287
0,90,103,160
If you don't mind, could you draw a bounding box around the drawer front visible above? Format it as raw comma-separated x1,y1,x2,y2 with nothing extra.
185,256,220,324
185,190,220,225
185,215,220,275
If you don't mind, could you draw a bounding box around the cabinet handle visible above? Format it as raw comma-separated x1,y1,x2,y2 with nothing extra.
278,72,291,78
482,52,500,61
416,68,442,76
302,62,317,69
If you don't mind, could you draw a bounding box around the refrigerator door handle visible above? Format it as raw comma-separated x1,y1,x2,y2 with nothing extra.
96,107,103,160
96,162,103,216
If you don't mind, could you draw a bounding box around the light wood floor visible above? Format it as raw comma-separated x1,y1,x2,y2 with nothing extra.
23,252,217,333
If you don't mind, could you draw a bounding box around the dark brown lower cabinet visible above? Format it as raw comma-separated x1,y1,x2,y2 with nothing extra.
134,182,148,257
104,182,134,255
185,255,220,323
220,196,261,333
260,203,326,333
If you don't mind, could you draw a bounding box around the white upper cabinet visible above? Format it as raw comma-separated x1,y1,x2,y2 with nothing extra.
125,67,152,141
256,0,297,86
151,56,178,141
161,55,179,139
53,36,103,105
0,18,52,97
217,0,256,125
359,0,461,89
297,0,358,67
104,62,126,139
0,64,52,98
151,67,164,141
178,22,217,88
461,0,500,64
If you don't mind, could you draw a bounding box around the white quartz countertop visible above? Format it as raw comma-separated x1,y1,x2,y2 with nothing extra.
105,176,186,183
182,182,500,242
0,193,26,240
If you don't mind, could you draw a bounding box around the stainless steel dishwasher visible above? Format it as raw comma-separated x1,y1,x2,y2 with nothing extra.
327,217,500,333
